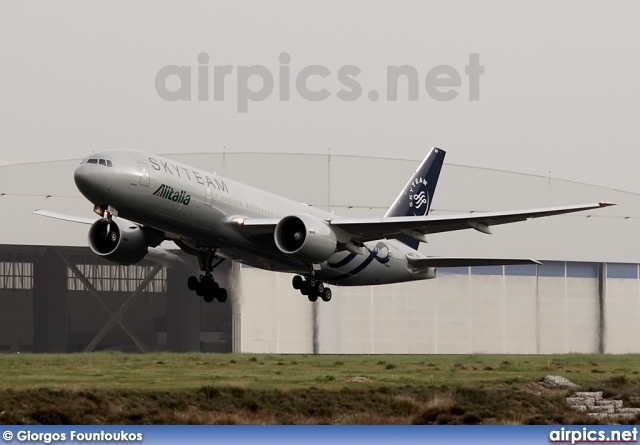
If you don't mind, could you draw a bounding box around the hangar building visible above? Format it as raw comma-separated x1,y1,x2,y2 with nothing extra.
0,151,638,354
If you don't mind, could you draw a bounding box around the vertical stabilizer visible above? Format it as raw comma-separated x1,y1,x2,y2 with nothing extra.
385,147,446,249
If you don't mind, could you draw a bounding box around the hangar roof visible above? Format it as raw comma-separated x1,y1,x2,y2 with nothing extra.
0,152,636,263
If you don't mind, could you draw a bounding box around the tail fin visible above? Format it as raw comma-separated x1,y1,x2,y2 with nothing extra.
385,147,446,249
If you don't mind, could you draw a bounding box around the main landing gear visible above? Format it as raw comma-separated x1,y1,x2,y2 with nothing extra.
292,275,332,302
187,250,228,303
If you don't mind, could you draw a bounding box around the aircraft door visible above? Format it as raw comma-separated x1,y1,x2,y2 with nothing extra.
205,185,213,206
138,162,150,187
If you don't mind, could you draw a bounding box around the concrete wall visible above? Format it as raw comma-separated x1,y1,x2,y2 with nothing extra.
235,263,636,355
3,249,639,355
605,278,640,354
234,267,313,353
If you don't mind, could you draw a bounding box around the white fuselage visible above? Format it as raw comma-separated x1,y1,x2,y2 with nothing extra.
74,150,436,286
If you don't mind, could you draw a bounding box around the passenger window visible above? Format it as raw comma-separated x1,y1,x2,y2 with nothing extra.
106,160,113,167
98,159,106,166
87,159,98,164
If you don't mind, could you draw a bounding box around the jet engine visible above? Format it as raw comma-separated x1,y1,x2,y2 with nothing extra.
88,217,149,265
274,214,337,263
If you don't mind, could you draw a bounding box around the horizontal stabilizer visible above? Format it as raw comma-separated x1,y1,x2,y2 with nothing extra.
406,255,541,269
33,209,96,225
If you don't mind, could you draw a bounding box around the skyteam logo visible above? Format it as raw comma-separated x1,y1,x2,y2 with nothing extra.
153,184,191,205
408,176,430,216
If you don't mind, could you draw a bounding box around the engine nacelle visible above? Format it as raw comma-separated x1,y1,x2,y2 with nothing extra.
274,214,337,263
88,217,149,265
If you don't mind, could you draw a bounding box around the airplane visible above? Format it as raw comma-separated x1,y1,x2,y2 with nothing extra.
35,147,612,303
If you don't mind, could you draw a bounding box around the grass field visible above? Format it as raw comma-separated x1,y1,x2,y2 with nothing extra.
0,352,638,390
1,353,639,424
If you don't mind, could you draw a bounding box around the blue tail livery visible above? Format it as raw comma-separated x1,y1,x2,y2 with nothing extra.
385,147,446,249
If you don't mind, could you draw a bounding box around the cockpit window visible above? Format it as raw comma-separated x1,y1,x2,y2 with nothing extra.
80,157,112,166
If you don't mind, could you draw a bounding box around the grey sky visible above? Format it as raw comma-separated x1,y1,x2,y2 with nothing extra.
1,1,639,191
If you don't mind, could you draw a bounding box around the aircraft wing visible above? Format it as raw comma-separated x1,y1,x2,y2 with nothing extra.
329,202,613,243
33,209,96,225
238,202,612,245
406,256,540,269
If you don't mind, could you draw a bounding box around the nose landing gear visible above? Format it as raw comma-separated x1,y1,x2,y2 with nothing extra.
95,205,119,244
292,275,332,302
187,250,228,303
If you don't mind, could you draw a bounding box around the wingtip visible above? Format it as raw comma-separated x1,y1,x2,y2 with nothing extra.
599,201,616,207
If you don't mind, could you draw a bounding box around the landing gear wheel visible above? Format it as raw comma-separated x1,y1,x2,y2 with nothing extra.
188,249,229,303
204,278,219,292
292,275,303,290
291,274,332,303
198,277,219,303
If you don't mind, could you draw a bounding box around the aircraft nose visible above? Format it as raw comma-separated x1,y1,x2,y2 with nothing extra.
74,165,88,189
74,164,107,203
74,165,93,193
